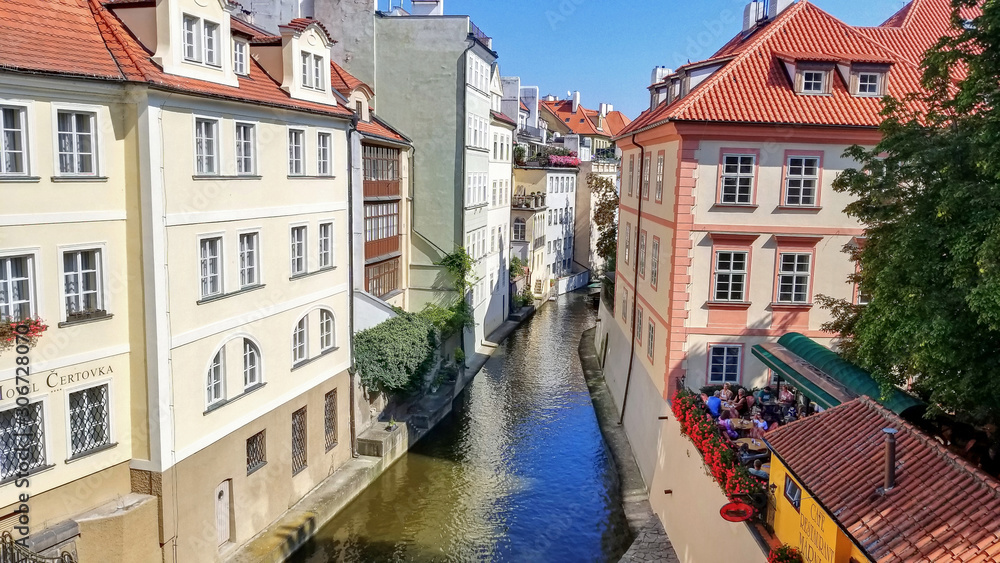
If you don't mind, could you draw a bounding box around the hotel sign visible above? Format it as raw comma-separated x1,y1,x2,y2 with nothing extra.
0,361,119,400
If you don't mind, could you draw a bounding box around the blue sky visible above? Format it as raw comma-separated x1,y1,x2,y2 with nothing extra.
381,0,911,118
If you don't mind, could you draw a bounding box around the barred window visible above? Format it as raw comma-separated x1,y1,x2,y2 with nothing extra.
714,251,748,302
1,401,45,482
68,384,111,457
246,430,266,474
721,154,755,204
291,407,307,475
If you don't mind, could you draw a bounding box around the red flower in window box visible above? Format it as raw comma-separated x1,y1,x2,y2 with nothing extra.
0,317,49,354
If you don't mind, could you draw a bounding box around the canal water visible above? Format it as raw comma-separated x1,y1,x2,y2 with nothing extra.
289,292,632,563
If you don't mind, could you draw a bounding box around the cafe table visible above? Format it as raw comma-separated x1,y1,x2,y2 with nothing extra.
735,437,768,452
729,419,753,432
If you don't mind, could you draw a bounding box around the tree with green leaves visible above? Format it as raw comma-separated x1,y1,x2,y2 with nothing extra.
589,172,619,276
824,0,1000,425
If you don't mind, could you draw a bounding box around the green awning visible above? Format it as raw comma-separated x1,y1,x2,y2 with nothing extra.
751,333,924,416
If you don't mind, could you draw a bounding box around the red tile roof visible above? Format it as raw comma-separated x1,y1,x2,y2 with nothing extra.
279,17,335,44
767,397,1000,563
490,109,516,127
541,99,608,138
520,100,529,112
330,61,372,98
619,0,953,137
0,0,126,80
603,110,632,137
358,117,408,144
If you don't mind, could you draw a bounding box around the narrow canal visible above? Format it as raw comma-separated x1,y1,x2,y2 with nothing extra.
290,291,631,562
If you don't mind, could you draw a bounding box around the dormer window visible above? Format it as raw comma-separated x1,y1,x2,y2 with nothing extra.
182,15,221,67
851,65,889,97
301,53,325,90
858,73,880,94
233,39,248,76
802,71,825,93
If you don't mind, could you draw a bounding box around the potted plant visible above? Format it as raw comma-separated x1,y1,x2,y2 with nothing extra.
386,416,398,432
768,545,803,563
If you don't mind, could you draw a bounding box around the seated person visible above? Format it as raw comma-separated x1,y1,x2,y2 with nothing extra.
749,412,769,440
737,443,770,466
778,384,795,405
705,391,723,418
720,382,735,401
755,386,775,404
717,418,739,440
748,459,769,480
731,388,752,417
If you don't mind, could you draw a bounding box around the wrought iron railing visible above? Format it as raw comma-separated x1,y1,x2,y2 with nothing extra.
1,532,75,563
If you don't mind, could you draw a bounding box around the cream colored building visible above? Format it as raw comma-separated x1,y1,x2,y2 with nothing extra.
1,0,364,561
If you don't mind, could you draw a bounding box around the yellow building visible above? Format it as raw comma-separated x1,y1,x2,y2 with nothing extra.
0,0,385,560
765,397,1000,563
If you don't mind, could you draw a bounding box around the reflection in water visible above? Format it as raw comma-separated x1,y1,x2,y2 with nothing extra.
290,292,631,562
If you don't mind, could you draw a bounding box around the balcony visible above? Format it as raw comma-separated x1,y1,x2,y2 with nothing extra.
512,193,546,210
364,179,401,199
469,21,492,50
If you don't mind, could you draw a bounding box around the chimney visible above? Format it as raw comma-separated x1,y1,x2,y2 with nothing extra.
544,94,558,102
743,1,767,31
650,66,670,87
599,103,612,117
411,0,443,16
882,428,898,492
768,0,796,19
571,91,581,114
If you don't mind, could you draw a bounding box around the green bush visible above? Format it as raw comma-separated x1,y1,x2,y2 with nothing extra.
355,312,437,393
514,286,534,308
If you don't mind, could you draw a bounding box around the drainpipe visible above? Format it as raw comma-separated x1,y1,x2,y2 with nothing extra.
348,114,360,458
619,134,646,425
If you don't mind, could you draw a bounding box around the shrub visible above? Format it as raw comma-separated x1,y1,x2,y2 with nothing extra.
768,545,803,563
355,312,437,393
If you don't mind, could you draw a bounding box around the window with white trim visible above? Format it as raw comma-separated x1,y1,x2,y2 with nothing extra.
624,223,631,264
239,232,259,288
0,255,33,321
182,15,221,66
513,218,525,242
320,309,335,351
650,239,660,288
642,155,651,199
203,21,220,66
235,122,254,175
1,106,27,175
714,251,747,302
638,232,646,277
636,307,643,343
207,350,225,406
288,129,304,175
721,154,755,204
777,253,811,303
243,339,260,388
621,288,628,322
199,237,223,298
708,345,741,384
802,71,826,93
63,249,104,320
655,154,664,201
233,39,248,75
290,226,307,276
319,222,334,269
0,401,45,481
300,53,325,90
784,475,802,511
857,72,882,96
194,118,218,175
68,383,111,456
317,132,332,176
785,156,819,206
312,55,324,90
292,317,307,364
647,320,655,360
57,111,96,175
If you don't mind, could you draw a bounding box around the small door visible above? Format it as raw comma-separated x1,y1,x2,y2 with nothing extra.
215,480,232,546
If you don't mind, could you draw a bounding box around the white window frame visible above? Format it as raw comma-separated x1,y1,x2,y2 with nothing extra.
182,15,222,67
206,349,225,407
317,132,332,176
318,221,334,269
0,252,38,321
182,14,201,63
243,338,261,389
199,235,224,299
60,245,106,322
313,54,324,90
64,379,114,459
54,109,98,176
292,316,308,364
720,154,755,204
238,231,260,289
857,72,882,97
0,104,29,176
708,344,742,384
784,156,820,206
801,70,827,94
777,252,812,304
288,128,305,176
235,122,255,176
233,38,249,76
194,117,219,175
713,251,748,302
290,225,307,276
320,309,335,351
203,21,221,67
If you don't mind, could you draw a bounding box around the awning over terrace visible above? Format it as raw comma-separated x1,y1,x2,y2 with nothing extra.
750,333,924,416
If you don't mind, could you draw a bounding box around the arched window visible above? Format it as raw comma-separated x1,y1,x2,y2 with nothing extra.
320,310,335,352
513,218,526,242
243,339,260,388
207,350,224,406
